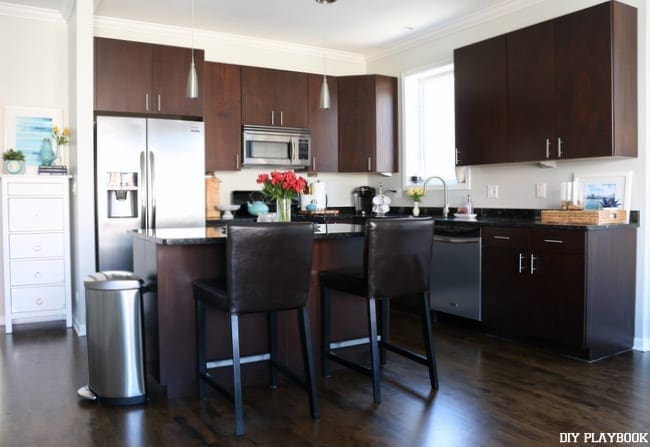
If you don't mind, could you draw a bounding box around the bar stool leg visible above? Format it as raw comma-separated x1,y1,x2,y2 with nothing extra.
195,299,206,400
380,298,389,366
230,313,245,436
321,285,331,378
268,311,278,388
421,293,439,390
367,296,381,404
298,306,320,418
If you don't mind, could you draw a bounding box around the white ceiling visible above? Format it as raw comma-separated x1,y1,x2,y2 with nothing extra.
5,0,510,55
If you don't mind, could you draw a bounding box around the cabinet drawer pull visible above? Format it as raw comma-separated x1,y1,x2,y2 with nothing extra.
557,137,563,157
493,235,510,240
367,157,372,172
545,138,551,158
530,254,536,275
447,302,459,308
544,239,564,244
36,298,44,305
518,253,525,273
34,271,41,279
145,93,150,111
33,244,42,252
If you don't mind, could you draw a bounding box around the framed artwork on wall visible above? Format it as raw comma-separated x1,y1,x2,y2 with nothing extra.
3,106,63,174
575,172,632,211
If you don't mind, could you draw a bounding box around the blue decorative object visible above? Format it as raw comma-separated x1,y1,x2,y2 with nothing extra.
39,138,55,166
247,200,269,216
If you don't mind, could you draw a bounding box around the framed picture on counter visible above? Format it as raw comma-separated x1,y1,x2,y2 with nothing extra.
575,172,632,210
3,106,63,174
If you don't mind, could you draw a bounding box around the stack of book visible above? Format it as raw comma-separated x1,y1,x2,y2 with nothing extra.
38,165,68,175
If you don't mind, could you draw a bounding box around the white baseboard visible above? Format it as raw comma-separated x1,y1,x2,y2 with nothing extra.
633,337,650,351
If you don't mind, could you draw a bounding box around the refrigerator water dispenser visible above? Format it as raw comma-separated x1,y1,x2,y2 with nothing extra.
107,172,138,218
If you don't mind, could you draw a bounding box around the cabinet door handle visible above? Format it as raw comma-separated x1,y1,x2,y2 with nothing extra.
544,239,564,244
145,94,149,111
157,94,161,112
545,138,551,158
312,157,316,171
557,137,563,158
271,111,275,126
518,253,525,273
34,271,41,279
280,111,284,126
236,154,240,170
367,157,372,172
33,244,42,252
530,254,536,275
36,298,44,305
493,235,510,240
455,148,460,165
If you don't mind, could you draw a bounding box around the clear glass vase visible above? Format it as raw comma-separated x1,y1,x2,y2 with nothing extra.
276,198,292,222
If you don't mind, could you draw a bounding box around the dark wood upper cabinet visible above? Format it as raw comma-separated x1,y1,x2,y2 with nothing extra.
95,38,152,114
456,0,637,165
152,44,204,117
454,35,508,166
554,1,637,159
338,75,398,173
507,22,555,162
94,37,204,118
308,74,338,172
241,66,308,128
203,62,242,171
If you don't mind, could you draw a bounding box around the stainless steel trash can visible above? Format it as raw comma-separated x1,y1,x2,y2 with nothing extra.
82,271,146,405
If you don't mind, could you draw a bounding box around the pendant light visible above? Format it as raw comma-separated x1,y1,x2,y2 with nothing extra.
186,0,199,99
316,0,336,109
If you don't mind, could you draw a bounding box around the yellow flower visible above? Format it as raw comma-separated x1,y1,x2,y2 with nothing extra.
63,128,70,137
406,187,424,201
52,126,59,134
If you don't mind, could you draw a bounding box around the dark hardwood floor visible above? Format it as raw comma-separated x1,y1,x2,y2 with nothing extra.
1,311,648,446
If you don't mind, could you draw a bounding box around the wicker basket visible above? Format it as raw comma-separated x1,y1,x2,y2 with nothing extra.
540,209,627,225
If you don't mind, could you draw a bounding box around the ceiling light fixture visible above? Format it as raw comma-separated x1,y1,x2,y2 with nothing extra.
186,0,199,99
316,0,336,109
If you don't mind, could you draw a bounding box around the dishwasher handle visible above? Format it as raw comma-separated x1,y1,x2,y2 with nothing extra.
433,235,481,244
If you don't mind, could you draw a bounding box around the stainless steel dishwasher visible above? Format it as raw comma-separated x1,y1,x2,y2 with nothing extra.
430,221,482,321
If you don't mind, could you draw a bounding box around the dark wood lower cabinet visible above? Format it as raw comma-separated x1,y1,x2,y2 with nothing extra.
482,225,636,360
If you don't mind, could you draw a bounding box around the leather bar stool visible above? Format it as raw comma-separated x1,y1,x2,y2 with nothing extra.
320,217,437,404
193,222,319,436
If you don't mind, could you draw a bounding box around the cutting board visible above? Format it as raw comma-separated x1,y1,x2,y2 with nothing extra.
205,177,221,220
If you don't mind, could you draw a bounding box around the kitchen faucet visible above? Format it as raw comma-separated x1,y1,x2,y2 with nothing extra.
423,176,449,218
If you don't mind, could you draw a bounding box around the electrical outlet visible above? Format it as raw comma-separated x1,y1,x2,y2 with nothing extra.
535,183,547,199
487,184,499,199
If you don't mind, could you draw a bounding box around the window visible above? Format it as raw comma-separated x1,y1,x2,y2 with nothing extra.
403,63,467,189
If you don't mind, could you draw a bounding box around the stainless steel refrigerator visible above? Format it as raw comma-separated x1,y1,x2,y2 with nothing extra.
95,116,205,271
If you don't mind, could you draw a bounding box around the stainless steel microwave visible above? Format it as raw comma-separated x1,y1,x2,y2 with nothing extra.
242,125,311,168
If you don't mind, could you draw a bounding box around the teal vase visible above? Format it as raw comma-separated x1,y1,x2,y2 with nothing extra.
39,138,55,166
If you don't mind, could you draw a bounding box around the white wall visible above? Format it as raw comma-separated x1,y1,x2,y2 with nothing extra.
0,13,68,325
367,0,650,349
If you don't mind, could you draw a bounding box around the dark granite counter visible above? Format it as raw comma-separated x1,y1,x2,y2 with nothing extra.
131,223,364,246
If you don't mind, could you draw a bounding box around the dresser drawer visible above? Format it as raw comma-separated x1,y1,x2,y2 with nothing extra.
11,285,66,313
7,181,65,197
8,198,64,232
9,233,65,259
10,259,65,286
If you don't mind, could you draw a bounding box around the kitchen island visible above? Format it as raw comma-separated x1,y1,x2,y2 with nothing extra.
132,223,368,398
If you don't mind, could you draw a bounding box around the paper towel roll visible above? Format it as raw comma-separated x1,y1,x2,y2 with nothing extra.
310,181,327,210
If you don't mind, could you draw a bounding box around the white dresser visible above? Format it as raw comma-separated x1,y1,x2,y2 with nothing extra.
1,176,72,333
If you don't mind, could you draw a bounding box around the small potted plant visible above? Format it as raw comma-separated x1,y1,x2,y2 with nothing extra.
600,197,621,210
3,148,25,175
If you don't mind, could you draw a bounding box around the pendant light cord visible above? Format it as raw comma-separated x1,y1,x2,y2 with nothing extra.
191,0,195,62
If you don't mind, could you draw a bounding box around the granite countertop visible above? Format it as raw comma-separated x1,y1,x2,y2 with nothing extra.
131,223,365,246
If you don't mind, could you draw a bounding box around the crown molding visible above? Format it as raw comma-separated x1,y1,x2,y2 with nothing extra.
366,0,545,62
94,15,366,66
0,1,65,23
